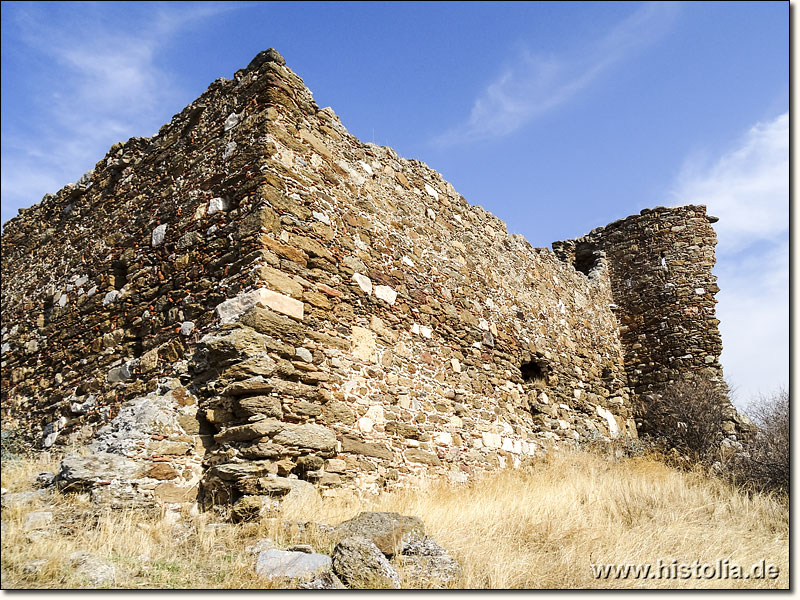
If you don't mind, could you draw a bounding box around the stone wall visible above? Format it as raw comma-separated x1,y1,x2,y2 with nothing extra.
553,206,738,435
0,49,737,505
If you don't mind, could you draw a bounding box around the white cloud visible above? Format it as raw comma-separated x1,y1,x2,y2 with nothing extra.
1,2,241,225
670,112,789,407
436,2,679,145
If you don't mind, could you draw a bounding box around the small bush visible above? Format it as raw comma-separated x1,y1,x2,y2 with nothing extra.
738,389,789,493
641,376,730,463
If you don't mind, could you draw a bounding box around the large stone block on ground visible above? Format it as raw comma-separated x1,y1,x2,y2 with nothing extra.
255,549,334,584
398,535,461,588
331,536,402,589
334,511,425,556
58,452,141,488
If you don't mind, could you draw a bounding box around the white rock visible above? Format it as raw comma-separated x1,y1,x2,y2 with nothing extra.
450,358,461,373
312,211,331,225
420,326,432,339
435,432,452,445
295,347,313,363
365,405,385,424
208,197,228,215
24,511,53,531
216,288,304,323
596,405,621,439
357,417,374,433
102,290,120,306
401,256,415,268
374,285,397,305
482,432,501,449
58,294,68,307
179,322,195,336
426,208,436,221
352,273,372,295
424,183,439,200
223,141,237,160
255,549,332,582
151,224,167,247
478,319,489,331
224,112,239,131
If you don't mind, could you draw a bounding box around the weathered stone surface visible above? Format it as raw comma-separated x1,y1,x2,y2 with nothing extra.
58,452,141,487
340,436,393,460
405,448,441,466
214,419,285,444
351,326,376,363
398,535,461,588
236,395,283,418
255,549,333,583
272,424,336,452
24,510,53,531
69,552,117,587
220,356,278,381
239,306,305,343
145,463,179,480
335,511,424,556
331,536,402,589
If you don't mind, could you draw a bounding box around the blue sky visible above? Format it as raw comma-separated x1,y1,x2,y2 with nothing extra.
0,1,788,406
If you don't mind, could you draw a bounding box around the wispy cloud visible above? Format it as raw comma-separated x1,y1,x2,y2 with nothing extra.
436,2,680,145
1,2,242,225
669,112,789,406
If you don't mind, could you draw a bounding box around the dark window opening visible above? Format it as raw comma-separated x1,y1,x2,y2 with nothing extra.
521,358,549,385
112,260,128,290
573,242,601,277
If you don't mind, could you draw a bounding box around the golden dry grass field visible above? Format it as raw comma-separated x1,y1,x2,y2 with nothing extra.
0,449,788,589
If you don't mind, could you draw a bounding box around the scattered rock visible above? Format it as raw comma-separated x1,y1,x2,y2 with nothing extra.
334,511,424,556
22,559,48,576
398,535,461,588
331,536,402,589
1,489,50,509
24,510,53,531
58,452,141,488
245,538,276,555
255,549,333,584
34,471,57,488
69,551,117,587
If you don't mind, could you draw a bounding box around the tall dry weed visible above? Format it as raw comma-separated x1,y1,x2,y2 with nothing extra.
1,450,788,588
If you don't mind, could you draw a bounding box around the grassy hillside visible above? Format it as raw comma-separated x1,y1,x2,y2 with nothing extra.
0,449,788,589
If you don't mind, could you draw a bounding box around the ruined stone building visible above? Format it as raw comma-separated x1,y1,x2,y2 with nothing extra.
0,49,746,506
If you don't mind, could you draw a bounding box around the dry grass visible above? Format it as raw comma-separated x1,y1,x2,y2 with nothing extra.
1,450,788,589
